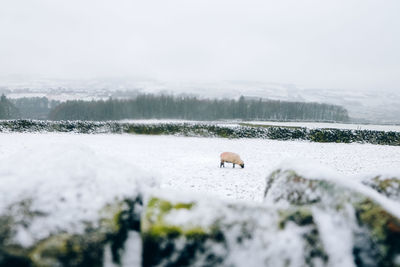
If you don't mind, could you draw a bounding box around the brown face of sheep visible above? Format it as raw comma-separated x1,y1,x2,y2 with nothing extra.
240,164,244,168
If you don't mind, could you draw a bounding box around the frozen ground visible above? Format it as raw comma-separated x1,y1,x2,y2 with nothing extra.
1,133,399,202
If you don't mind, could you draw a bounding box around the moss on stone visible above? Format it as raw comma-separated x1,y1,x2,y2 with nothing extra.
277,206,328,265
363,176,400,201
98,201,126,234
141,197,224,267
267,168,400,266
142,197,203,237
265,169,338,206
378,178,400,191
0,195,144,267
99,197,143,265
278,207,314,229
357,199,391,240
356,198,400,238
355,198,400,265
27,197,142,267
29,233,104,267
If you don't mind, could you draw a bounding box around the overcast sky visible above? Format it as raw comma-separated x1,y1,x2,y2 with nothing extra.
0,0,399,90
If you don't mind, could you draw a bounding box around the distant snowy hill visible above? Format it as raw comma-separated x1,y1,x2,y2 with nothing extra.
0,76,399,123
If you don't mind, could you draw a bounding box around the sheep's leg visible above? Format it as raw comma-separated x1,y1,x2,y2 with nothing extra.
233,163,235,168
220,161,224,168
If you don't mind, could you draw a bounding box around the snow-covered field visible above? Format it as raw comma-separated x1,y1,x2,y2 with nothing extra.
1,133,400,202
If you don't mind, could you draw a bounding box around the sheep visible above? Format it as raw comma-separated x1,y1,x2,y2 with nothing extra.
220,152,244,168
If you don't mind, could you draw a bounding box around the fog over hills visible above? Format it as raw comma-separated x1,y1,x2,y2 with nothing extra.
0,76,399,124
1,1,399,124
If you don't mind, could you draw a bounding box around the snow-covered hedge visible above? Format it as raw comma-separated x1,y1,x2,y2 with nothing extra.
0,119,399,145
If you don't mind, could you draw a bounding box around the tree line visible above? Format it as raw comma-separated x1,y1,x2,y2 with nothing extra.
0,95,61,119
48,94,349,122
0,94,19,119
11,97,60,119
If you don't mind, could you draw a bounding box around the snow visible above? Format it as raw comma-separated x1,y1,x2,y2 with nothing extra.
0,132,399,242
120,232,142,267
1,133,399,205
0,132,399,265
144,188,315,267
246,121,400,132
0,138,158,244
312,207,356,267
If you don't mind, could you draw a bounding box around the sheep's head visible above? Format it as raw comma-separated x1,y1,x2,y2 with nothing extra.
240,163,244,168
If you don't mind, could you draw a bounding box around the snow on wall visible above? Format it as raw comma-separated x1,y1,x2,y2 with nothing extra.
0,140,158,245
